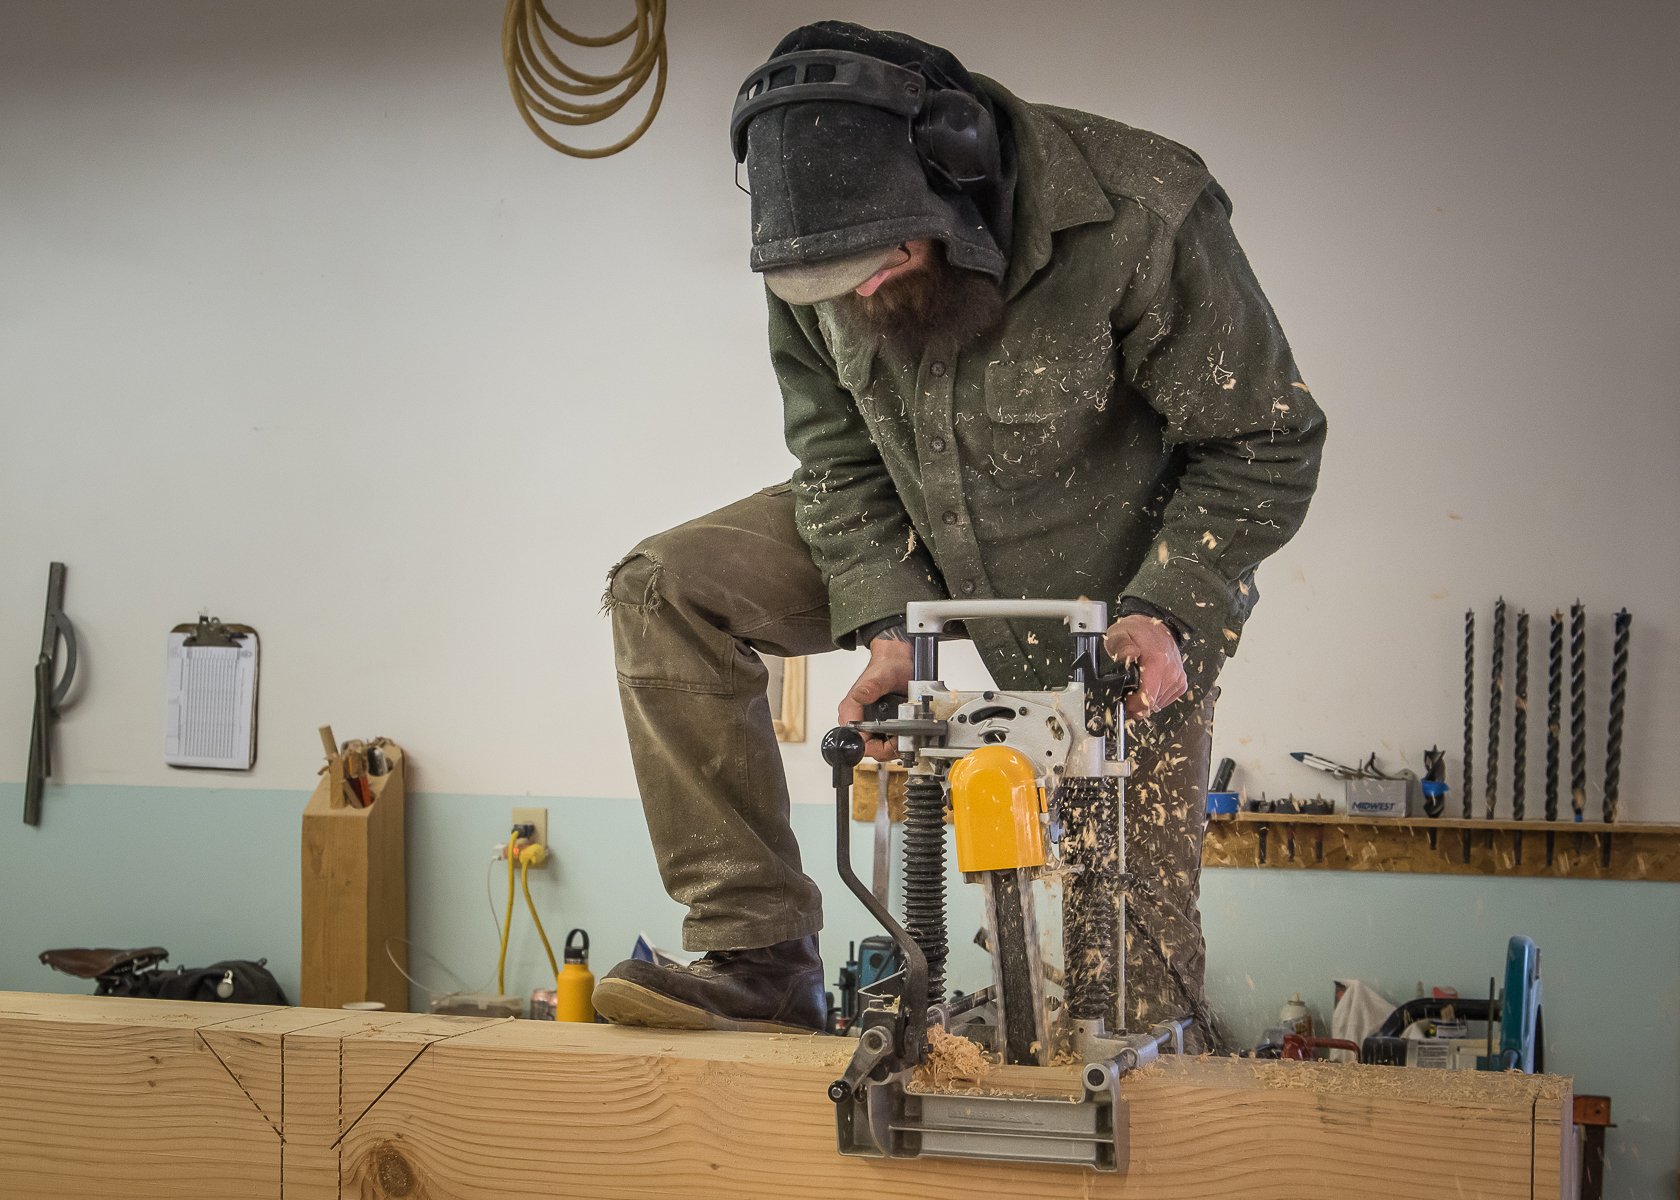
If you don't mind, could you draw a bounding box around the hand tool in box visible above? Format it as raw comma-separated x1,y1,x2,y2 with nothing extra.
1360,935,1543,1073
821,599,1190,1173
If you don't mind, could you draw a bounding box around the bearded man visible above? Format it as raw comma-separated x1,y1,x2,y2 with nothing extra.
592,21,1325,1047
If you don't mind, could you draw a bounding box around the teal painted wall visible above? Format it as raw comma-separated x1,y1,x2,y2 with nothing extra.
2,782,1674,1196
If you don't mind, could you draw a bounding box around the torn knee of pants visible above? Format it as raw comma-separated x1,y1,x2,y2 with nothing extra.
603,550,662,616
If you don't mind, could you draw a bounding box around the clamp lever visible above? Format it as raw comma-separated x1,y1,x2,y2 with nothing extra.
829,1024,895,1103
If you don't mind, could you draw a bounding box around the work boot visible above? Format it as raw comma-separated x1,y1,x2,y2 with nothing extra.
592,935,827,1033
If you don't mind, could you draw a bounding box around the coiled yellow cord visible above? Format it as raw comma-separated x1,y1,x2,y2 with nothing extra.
502,0,669,158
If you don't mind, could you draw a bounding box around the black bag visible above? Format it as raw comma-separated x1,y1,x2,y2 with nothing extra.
39,946,290,1005
120,959,290,1005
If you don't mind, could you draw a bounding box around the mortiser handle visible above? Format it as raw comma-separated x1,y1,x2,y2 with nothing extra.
906,599,1108,634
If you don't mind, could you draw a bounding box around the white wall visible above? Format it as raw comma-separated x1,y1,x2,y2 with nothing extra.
3,0,1675,809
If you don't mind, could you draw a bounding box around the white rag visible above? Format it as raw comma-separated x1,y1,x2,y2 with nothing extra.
1331,979,1396,1064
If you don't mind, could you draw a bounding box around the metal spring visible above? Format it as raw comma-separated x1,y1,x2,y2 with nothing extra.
1570,603,1586,818
1060,776,1117,1023
901,772,948,1005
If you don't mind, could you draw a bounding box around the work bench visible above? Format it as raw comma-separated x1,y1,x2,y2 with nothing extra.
0,991,1575,1198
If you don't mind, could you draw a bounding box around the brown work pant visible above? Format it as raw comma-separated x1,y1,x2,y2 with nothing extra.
606,485,1222,1047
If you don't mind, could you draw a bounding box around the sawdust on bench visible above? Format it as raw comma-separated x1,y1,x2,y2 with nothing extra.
1247,1057,1568,1105
911,1025,995,1091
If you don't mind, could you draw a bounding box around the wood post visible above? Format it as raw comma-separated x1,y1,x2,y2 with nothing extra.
0,992,1575,1199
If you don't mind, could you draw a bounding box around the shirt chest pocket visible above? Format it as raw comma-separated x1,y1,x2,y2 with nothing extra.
981,347,1116,487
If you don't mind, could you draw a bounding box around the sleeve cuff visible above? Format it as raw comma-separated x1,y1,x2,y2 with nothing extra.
1120,555,1251,657
1117,595,1192,648
826,561,947,651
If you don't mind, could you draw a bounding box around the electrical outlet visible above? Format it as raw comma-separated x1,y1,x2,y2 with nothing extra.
511,806,548,860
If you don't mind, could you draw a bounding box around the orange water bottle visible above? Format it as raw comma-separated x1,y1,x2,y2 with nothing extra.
555,928,596,1022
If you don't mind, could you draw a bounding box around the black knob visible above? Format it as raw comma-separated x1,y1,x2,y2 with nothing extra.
821,726,866,768
827,1079,851,1104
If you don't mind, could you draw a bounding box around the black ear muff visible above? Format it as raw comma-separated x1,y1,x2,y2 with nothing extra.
914,88,1000,191
729,48,1001,194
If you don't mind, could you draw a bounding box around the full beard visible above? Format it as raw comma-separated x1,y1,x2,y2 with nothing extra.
841,243,1005,355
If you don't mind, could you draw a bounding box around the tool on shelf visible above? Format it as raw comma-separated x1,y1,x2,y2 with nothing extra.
1512,611,1529,861
1569,601,1586,824
822,598,1188,1173
1420,747,1447,850
1485,597,1506,828
24,562,79,827
1462,608,1475,862
1290,751,1405,782
1545,611,1562,864
1601,609,1630,866
1458,599,1635,867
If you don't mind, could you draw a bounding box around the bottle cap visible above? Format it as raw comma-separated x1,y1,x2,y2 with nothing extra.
563,928,590,964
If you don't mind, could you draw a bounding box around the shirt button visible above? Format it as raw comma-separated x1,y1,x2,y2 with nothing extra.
941,510,958,525
960,580,976,595
929,436,947,452
930,361,947,377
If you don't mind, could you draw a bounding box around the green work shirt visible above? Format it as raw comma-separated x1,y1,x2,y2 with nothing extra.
768,79,1326,690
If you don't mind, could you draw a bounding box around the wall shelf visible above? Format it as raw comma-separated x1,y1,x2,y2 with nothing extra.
1202,813,1680,882
851,764,1677,882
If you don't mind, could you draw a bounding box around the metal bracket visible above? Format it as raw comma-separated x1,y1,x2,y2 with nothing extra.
835,1017,1190,1172
182,615,248,648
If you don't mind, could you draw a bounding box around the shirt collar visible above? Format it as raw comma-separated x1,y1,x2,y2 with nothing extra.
977,78,1116,299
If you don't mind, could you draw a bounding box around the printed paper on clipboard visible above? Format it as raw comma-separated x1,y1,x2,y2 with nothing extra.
165,618,259,769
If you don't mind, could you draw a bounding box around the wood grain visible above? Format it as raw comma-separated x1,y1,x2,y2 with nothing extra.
1203,813,1680,881
0,994,282,1199
0,993,1576,1199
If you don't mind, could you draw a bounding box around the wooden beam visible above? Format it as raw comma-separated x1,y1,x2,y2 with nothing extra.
0,992,1574,1199
0,992,284,1199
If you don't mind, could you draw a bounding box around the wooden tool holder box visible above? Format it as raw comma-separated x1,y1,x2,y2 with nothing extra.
301,739,407,1011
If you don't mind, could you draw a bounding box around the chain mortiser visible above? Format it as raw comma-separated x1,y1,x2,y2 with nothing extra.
822,599,1191,1172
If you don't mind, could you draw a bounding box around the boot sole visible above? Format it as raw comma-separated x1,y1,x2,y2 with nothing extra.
592,977,821,1035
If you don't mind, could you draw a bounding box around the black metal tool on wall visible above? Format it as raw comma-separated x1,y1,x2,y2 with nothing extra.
24,562,79,827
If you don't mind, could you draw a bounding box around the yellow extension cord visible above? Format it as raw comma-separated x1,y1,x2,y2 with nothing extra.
496,829,560,995
501,0,669,158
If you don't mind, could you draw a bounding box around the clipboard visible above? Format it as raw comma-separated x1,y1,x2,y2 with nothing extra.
165,616,260,769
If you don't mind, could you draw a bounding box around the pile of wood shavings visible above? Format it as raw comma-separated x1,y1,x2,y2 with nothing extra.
911,1026,995,1090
